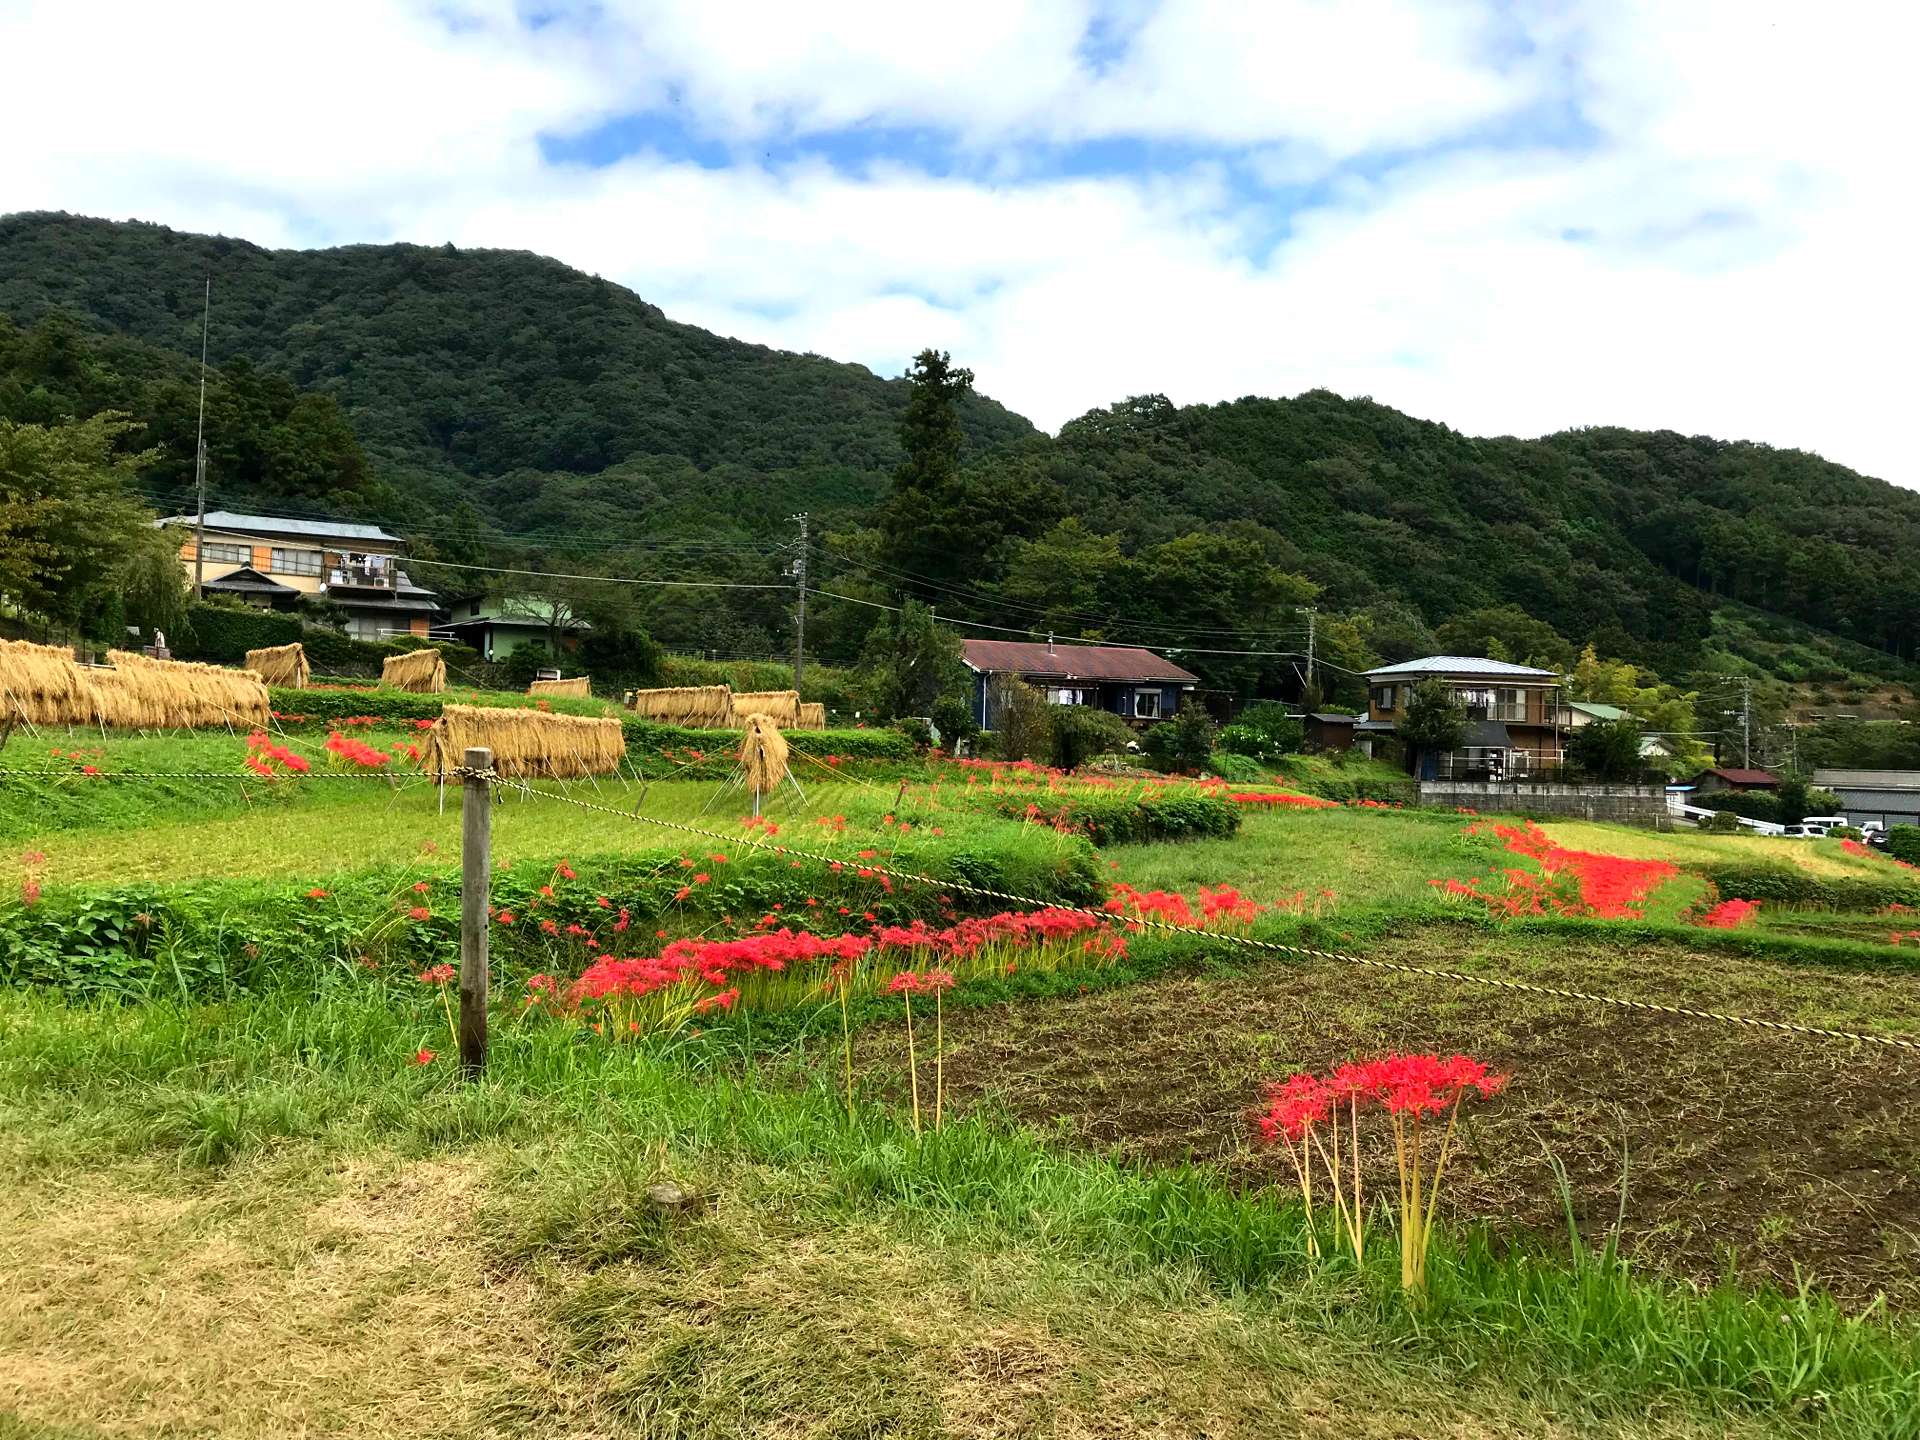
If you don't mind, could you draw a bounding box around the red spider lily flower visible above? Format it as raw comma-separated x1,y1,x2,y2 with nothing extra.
541,918,559,934
306,887,328,899
414,718,436,731
597,895,612,908
495,910,516,925
674,886,692,901
413,1048,435,1065
81,764,100,775
539,884,555,897
526,973,556,994
693,872,710,885
693,987,740,1014
20,879,41,905
557,862,577,881
412,881,431,894
1697,898,1762,929
408,906,432,922
416,963,455,985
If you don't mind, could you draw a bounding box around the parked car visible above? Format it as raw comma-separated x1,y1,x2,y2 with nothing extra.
1779,824,1821,839
1796,815,1850,838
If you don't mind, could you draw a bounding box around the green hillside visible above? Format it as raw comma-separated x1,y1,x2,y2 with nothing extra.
3,210,1917,700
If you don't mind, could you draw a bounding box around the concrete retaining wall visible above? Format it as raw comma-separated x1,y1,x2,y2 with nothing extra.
1417,780,1668,826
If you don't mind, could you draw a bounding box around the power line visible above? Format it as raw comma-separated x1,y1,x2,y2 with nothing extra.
419,557,787,590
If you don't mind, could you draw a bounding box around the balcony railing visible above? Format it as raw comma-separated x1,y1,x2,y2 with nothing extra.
326,568,396,591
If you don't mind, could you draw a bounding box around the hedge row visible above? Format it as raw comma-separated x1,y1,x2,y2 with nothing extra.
0,833,1103,1002
178,602,481,675
267,685,607,725
977,788,1242,846
1693,863,1920,912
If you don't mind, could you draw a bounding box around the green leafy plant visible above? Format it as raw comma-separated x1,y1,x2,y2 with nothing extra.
1142,701,1217,775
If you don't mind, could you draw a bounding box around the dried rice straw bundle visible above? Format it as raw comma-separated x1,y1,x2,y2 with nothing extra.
527,675,591,699
739,713,790,800
625,684,736,728
102,650,269,729
795,701,827,730
426,703,624,780
246,642,310,689
0,638,94,727
382,648,447,693
731,689,800,726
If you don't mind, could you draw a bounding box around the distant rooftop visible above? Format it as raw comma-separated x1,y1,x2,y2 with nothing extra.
960,638,1199,684
1364,655,1559,681
159,510,402,545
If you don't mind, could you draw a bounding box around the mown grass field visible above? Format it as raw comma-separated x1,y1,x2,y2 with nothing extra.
4,723,1920,1437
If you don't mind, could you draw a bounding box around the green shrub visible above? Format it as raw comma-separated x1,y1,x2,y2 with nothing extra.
1692,863,1920,912
980,788,1240,846
1220,703,1303,761
1142,701,1217,775
1698,809,1743,834
177,600,301,662
1706,791,1782,824
0,832,1101,1002
267,685,608,727
1050,707,1136,771
1207,751,1269,783
1887,826,1920,865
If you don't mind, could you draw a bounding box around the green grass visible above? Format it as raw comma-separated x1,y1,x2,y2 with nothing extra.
0,986,1914,1437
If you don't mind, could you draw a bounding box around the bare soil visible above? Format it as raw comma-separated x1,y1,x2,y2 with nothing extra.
847,930,1920,1309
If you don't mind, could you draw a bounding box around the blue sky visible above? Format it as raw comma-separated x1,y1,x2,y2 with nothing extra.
3,0,1914,485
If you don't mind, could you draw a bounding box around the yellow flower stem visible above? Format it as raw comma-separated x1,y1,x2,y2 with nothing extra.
934,986,945,1132
1417,1096,1466,1294
1350,1096,1366,1265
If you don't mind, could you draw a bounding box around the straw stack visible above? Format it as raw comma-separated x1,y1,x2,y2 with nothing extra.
625,684,736,728
0,638,94,727
795,701,827,730
427,703,625,780
246,642,310,689
99,651,270,729
382,648,447,693
528,675,591,699
738,713,790,797
731,689,801,726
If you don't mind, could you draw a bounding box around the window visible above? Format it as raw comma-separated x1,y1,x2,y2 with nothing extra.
345,615,384,640
1046,687,1090,706
1133,689,1162,719
1494,687,1527,722
200,541,248,566
270,547,323,577
1370,684,1396,711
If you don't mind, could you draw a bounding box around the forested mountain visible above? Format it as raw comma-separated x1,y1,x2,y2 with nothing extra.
3,210,1917,702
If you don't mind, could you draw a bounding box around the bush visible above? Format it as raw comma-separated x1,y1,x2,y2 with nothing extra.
982,789,1240,846
929,695,978,746
1142,701,1217,775
1692,863,1920,912
987,677,1054,765
1699,809,1743,834
1207,751,1269,783
1050,706,1136,771
894,717,936,749
1888,826,1920,865
1706,791,1782,824
176,600,301,662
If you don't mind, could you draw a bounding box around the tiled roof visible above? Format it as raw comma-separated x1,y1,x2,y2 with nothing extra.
1698,768,1779,785
960,638,1198,684
1363,655,1558,680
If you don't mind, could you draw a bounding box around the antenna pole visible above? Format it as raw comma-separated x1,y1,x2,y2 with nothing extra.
193,275,211,598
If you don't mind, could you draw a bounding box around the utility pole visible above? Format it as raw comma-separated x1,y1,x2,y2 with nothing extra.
1305,608,1317,698
192,276,211,598
789,512,809,690
1742,679,1753,769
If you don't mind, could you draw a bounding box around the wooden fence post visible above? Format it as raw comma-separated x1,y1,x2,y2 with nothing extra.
459,745,491,1077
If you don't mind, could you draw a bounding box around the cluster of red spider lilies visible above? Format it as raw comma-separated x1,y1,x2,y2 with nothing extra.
1250,1052,1509,1297
1432,819,1678,920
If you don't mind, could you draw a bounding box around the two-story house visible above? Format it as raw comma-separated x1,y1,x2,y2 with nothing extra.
1360,655,1569,779
961,638,1199,730
161,511,440,641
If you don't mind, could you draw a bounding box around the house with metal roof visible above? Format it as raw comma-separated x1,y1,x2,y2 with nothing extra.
158,510,440,641
1361,655,1570,780
1811,768,1920,828
960,638,1198,730
439,594,590,662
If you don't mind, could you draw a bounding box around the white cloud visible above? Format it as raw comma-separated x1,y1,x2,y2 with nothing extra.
1,0,1915,486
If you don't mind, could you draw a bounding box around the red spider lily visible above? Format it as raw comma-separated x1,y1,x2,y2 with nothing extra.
1227,790,1340,810
413,1047,435,1066
1251,1053,1508,1290
495,910,516,925
412,881,431,894
407,906,432,922
1845,837,1919,872
323,730,389,769
1437,821,1676,920
1697,898,1762,929
692,987,740,1014
417,963,455,985
306,887,328,900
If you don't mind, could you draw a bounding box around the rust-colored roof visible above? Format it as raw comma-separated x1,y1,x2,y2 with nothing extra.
960,638,1198,684
1698,768,1779,786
